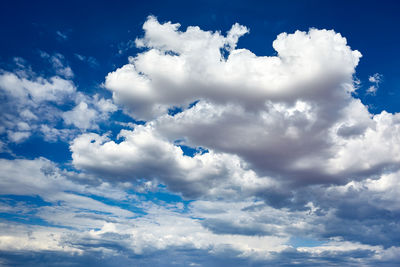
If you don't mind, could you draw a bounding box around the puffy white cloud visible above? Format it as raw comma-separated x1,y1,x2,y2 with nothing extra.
89,17,400,193
63,102,99,130
106,16,360,121
0,70,75,103
62,93,117,130
71,124,272,198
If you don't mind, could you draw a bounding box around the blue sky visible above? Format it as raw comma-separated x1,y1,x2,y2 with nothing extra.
1,0,400,266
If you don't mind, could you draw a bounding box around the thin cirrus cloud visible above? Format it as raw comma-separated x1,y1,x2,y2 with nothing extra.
1,15,400,266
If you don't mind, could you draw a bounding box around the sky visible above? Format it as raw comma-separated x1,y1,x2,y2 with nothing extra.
0,0,400,266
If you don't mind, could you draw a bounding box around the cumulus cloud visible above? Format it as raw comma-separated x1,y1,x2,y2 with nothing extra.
106,16,360,121
75,16,400,193
62,93,118,131
62,102,97,130
70,124,270,198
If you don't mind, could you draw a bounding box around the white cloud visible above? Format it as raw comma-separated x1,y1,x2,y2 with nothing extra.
70,124,267,198
39,51,74,78
368,73,382,83
106,16,361,121
62,94,117,131
0,68,76,143
0,58,117,145
0,223,78,252
366,73,383,95
0,70,75,103
366,85,378,95
1,157,400,265
0,158,135,227
88,17,400,194
74,53,99,68
63,102,99,130
0,158,289,259
56,30,68,41
7,130,31,143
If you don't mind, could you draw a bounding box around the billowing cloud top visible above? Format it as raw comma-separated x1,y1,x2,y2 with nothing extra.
105,16,361,120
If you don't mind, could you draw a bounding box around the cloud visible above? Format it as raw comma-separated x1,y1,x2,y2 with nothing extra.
366,73,383,95
56,30,69,41
65,18,400,265
78,16,400,194
0,67,76,143
70,124,262,198
1,157,400,266
106,16,360,121
62,93,117,130
0,69,75,103
74,53,99,68
63,102,99,130
39,52,74,78
0,57,117,146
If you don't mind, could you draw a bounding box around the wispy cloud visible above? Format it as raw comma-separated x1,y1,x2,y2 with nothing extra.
366,73,383,95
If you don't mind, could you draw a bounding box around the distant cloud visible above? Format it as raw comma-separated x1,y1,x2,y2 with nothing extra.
0,55,115,146
74,53,99,68
62,95,117,130
0,158,399,266
39,51,74,78
366,73,383,95
56,30,69,41
117,39,136,55
0,66,76,143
